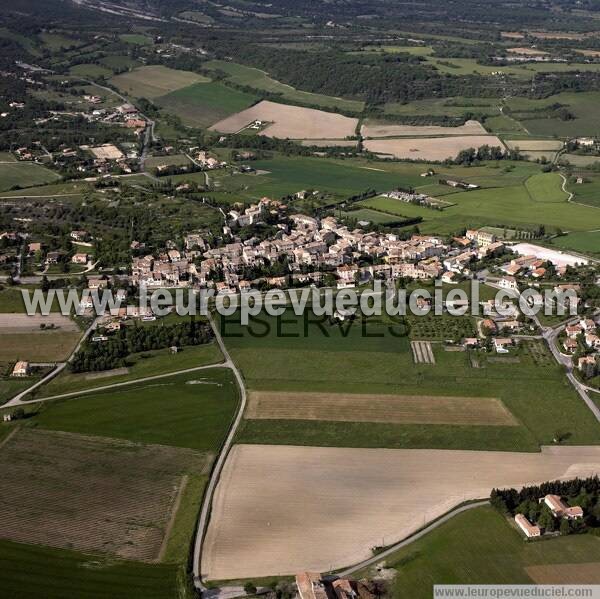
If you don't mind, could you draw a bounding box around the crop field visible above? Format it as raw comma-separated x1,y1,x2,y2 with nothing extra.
299,139,357,147
0,539,182,599
209,100,358,139
69,63,113,78
341,207,402,224
363,135,504,161
0,428,210,561
202,444,600,579
38,342,223,397
0,378,33,405
119,33,152,45
145,154,193,169
110,66,209,99
0,162,61,192
524,172,569,202
568,176,600,208
372,506,600,597
505,139,564,152
224,310,600,451
361,119,487,138
100,54,140,70
0,331,82,361
0,313,78,333
202,60,364,112
245,390,518,426
359,174,600,235
29,368,238,451
155,81,258,128
506,92,600,137
383,96,500,118
526,563,600,584
551,231,600,256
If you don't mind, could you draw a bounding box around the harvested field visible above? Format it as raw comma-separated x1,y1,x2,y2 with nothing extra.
202,444,600,579
245,390,518,426
528,31,586,40
110,65,208,99
361,119,486,138
411,340,435,364
209,100,358,139
0,313,78,333
526,563,600,584
505,139,564,152
0,429,210,561
576,49,600,58
508,47,550,56
363,135,504,161
501,32,525,39
0,331,82,361
299,139,358,148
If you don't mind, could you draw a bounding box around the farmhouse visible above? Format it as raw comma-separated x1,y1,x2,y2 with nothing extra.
515,514,541,538
71,253,88,264
493,338,514,353
578,356,597,378
12,361,29,377
543,495,584,520
296,573,329,599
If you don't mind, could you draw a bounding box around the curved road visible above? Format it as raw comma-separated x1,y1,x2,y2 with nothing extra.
193,312,247,591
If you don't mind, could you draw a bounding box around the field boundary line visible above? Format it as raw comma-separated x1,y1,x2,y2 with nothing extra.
335,499,490,578
157,474,189,563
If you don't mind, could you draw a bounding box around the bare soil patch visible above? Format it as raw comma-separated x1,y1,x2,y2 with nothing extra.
363,135,503,161
246,390,518,426
576,49,600,58
0,313,79,334
508,47,550,56
526,563,600,584
202,444,600,579
209,100,358,139
0,429,210,561
361,119,486,138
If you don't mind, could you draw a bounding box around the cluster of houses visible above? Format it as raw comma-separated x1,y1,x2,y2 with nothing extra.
296,572,375,599
562,317,600,378
515,494,585,539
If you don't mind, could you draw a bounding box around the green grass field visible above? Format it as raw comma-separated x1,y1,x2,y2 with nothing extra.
0,331,82,362
0,162,61,192
119,33,152,45
0,378,33,405
0,539,185,599
568,176,600,208
203,60,364,112
364,505,600,598
69,63,113,78
110,66,210,99
360,170,599,235
549,231,600,256
100,54,141,70
223,311,600,451
38,342,223,397
156,81,258,128
26,368,238,451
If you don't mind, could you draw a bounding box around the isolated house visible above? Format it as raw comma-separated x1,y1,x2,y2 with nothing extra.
12,361,29,377
543,495,584,520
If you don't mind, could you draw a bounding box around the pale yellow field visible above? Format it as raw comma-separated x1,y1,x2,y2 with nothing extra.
246,391,518,426
576,49,600,58
0,314,79,333
508,47,550,56
209,100,358,139
299,139,358,148
202,444,600,579
505,140,564,151
527,563,600,584
363,135,504,161
361,119,487,138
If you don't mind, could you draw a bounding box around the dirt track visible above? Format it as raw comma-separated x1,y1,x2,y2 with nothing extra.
246,391,518,426
202,444,600,579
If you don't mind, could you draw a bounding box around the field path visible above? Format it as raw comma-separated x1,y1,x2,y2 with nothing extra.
157,474,189,563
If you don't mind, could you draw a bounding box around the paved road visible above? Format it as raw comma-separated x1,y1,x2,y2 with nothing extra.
193,313,248,591
4,316,101,407
336,500,490,578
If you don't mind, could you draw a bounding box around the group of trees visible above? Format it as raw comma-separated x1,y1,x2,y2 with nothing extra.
70,319,213,373
491,476,600,534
